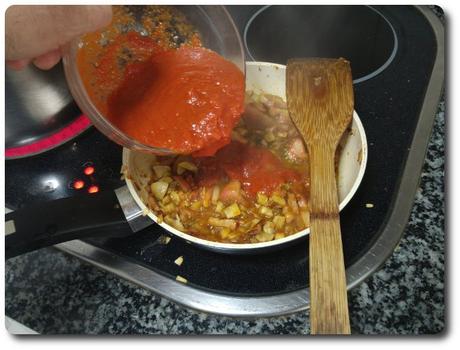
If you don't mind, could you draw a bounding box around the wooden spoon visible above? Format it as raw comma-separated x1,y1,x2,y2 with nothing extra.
286,58,353,335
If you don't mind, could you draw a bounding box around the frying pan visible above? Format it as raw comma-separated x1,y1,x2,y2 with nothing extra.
5,62,368,258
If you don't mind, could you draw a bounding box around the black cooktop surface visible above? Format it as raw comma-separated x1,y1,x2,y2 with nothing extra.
5,5,439,296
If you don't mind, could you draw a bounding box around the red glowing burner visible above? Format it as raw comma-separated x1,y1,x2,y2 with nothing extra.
88,185,99,194
73,180,85,190
84,166,95,175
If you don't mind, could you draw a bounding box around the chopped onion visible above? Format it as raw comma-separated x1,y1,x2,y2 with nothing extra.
153,165,171,179
263,222,275,235
211,185,221,203
273,215,286,230
271,194,286,206
223,203,241,219
257,192,268,205
208,217,237,230
177,161,198,175
259,206,273,218
151,181,169,200
301,211,310,227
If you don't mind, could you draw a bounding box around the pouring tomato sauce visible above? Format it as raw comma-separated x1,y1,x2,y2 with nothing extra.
107,47,245,156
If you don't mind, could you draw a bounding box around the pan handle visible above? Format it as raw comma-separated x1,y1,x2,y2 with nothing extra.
5,190,131,259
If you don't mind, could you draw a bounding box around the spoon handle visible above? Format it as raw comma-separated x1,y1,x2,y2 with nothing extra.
308,143,350,335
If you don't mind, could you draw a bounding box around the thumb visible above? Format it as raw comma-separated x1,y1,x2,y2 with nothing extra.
6,5,112,61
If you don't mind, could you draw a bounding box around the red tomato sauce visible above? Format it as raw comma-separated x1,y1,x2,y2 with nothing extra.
106,47,245,156
196,141,302,196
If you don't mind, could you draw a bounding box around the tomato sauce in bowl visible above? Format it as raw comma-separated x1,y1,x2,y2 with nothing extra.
76,5,245,156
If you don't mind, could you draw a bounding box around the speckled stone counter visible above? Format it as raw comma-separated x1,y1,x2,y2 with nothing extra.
5,93,444,334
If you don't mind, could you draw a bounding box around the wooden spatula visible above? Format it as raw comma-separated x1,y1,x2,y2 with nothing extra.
286,58,353,335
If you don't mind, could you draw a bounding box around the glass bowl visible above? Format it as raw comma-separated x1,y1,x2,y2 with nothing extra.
62,5,245,155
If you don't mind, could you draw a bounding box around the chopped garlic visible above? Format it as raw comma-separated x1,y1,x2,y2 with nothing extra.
366,203,374,208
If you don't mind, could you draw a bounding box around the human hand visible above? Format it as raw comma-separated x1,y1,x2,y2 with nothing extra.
6,5,112,70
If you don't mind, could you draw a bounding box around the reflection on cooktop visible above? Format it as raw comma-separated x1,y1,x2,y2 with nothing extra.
244,5,397,83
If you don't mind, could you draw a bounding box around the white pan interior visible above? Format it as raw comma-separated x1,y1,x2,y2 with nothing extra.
122,61,368,252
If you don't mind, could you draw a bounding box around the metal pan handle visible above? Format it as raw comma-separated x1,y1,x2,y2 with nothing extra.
5,190,132,259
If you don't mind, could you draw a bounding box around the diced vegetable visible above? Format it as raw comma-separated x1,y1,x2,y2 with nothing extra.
259,94,272,108
174,256,184,266
208,217,237,230
268,107,290,124
164,214,185,231
177,161,198,175
190,201,201,211
162,203,175,213
153,165,171,179
297,196,308,209
176,275,187,283
300,211,310,227
161,176,174,184
285,212,295,224
285,138,308,162
220,180,242,204
264,94,286,109
211,185,221,204
170,191,181,205
223,203,241,219
273,215,286,230
257,192,268,205
250,218,261,229
220,227,230,239
243,103,276,130
264,130,276,143
202,187,212,208
263,222,275,235
274,233,285,240
271,194,286,206
259,206,273,218
215,201,224,213
288,193,299,214
151,181,169,200
173,175,191,192
161,195,171,205
256,230,274,242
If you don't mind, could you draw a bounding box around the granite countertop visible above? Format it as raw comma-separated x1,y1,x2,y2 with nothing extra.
5,94,445,334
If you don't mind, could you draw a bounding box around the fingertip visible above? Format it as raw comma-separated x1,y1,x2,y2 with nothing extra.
32,49,62,70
